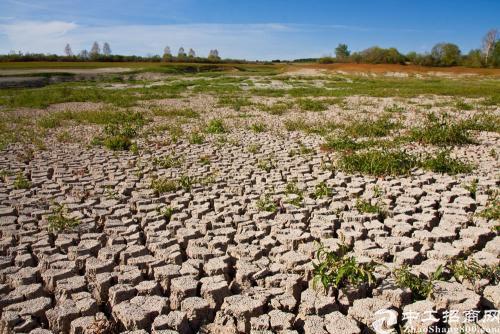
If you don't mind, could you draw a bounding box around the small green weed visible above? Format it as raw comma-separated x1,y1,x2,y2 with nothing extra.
256,193,278,213
338,150,417,176
13,173,31,189
393,265,443,300
189,132,205,144
355,198,387,220
250,122,267,133
297,98,327,112
312,240,375,290
206,119,227,134
420,150,474,175
47,203,80,232
313,181,333,199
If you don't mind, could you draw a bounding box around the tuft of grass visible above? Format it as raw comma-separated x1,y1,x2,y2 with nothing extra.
297,98,327,112
261,101,293,115
313,181,333,199
384,104,405,113
150,177,180,195
285,181,304,206
205,119,227,134
420,150,474,175
343,115,400,138
477,191,499,221
461,112,500,133
454,100,473,110
338,150,417,176
463,179,478,200
189,132,205,144
13,173,32,190
47,203,80,233
56,130,73,143
393,265,443,300
250,122,267,133
152,107,200,118
355,198,387,220
102,136,132,151
157,206,175,221
199,155,211,165
256,193,278,213
410,113,474,146
154,155,183,169
312,240,375,290
322,135,366,151
257,159,275,172
247,144,261,154
218,96,252,111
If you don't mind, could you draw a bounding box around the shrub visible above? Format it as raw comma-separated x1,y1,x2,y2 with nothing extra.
420,150,473,175
312,240,375,290
47,203,80,232
410,113,474,146
206,119,227,134
257,159,275,172
461,112,500,133
338,150,417,176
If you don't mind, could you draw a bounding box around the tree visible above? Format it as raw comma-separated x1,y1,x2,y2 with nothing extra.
90,42,100,57
335,43,350,60
431,43,461,66
102,42,111,56
482,29,498,64
464,49,484,68
79,49,89,59
64,43,73,57
178,47,186,58
208,49,220,60
188,48,196,58
163,46,171,56
491,41,500,67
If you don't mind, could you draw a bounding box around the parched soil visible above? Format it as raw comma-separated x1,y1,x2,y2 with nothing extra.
0,70,499,334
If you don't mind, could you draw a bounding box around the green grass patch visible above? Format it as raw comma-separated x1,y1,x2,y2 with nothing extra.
410,113,474,146
338,150,417,176
420,150,474,175
297,98,327,112
205,119,227,134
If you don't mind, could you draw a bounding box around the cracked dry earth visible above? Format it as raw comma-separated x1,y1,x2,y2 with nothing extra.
0,80,499,334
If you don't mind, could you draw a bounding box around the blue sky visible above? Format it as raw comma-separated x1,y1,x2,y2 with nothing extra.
0,0,498,60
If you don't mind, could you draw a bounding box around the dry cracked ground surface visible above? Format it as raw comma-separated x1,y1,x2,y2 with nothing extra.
0,69,499,334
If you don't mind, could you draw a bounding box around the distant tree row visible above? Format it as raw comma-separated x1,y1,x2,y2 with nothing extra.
1,44,223,64
161,46,220,62
318,29,500,68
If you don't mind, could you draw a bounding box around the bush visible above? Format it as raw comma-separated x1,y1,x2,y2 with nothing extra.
343,115,400,138
13,173,31,189
297,98,327,112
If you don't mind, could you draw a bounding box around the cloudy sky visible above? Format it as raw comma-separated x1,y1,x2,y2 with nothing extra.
0,0,498,60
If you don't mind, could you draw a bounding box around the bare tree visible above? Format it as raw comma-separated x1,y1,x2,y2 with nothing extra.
188,48,196,58
208,49,220,60
102,42,111,56
90,41,100,56
178,47,186,58
64,43,73,57
482,29,498,64
79,49,89,59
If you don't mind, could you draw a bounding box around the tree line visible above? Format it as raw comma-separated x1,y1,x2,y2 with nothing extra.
0,42,223,63
318,29,500,68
